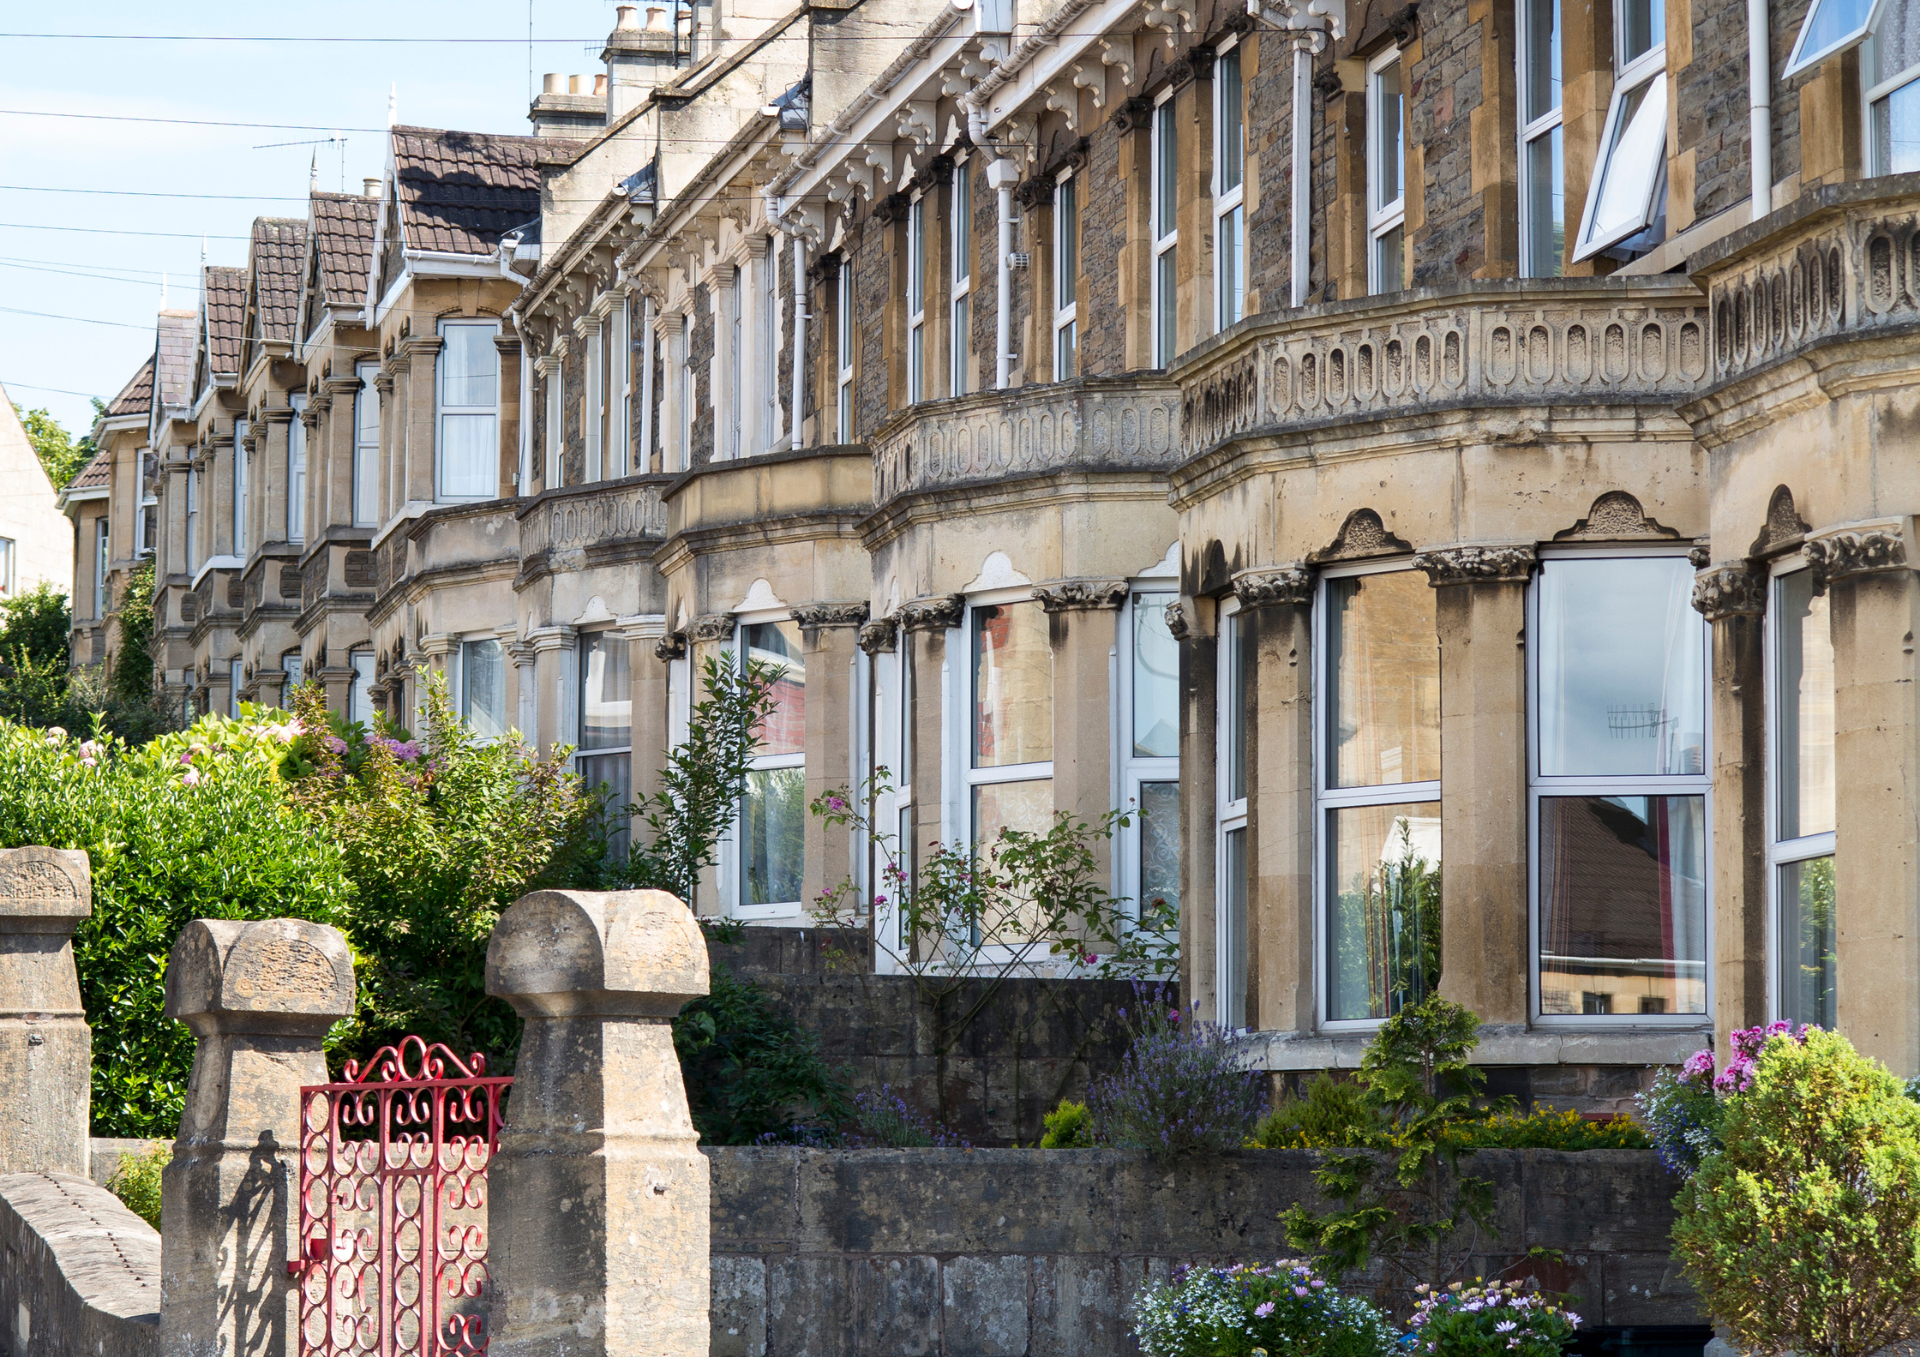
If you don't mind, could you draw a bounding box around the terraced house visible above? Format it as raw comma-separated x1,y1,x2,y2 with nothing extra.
88,0,1920,1103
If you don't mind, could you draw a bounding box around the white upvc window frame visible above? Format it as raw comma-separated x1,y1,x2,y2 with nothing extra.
1787,0,1878,79
1214,38,1247,330
1570,0,1668,262
1151,87,1179,367
577,627,634,853
136,449,157,558
763,236,780,450
229,657,244,718
585,318,605,483
908,191,929,404
1764,556,1838,1024
435,318,502,503
232,418,249,558
836,259,855,442
94,517,109,621
729,612,807,921
280,650,302,706
1215,600,1249,1028
613,293,632,478
1052,170,1079,381
288,394,307,544
1115,586,1181,938
678,312,695,470
725,264,744,461
185,464,201,574
456,632,509,742
0,536,12,596
353,362,379,526
951,156,973,397
1311,559,1444,1032
1526,544,1713,1027
1366,47,1407,295
876,625,916,968
543,358,563,489
1517,0,1566,278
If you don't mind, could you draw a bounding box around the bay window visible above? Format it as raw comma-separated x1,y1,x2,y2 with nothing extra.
354,362,379,525
1318,566,1442,1024
1367,50,1406,294
579,630,634,856
1053,173,1078,380
1518,0,1565,277
1770,565,1836,1027
1216,604,1249,1027
460,636,506,739
437,321,500,501
1571,0,1667,261
1531,553,1708,1020
288,394,307,543
951,160,972,396
739,621,806,913
969,598,1054,937
1120,590,1181,938
348,648,374,726
1152,92,1179,366
909,193,928,403
1216,42,1247,327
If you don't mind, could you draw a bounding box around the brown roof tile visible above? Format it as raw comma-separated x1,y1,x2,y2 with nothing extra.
154,309,197,410
105,355,155,418
68,446,111,491
249,217,307,343
310,191,378,304
204,266,246,376
390,125,565,256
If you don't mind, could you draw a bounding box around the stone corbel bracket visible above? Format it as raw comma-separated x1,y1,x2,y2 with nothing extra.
858,617,898,654
896,100,938,152
1231,565,1312,608
1032,579,1129,612
897,593,966,632
686,612,738,643
654,631,688,661
1805,519,1910,595
1164,600,1193,641
1691,563,1767,620
790,602,871,630
1071,61,1107,110
1411,544,1539,586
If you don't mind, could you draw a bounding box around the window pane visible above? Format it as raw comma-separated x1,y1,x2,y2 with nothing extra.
1156,101,1178,237
974,601,1052,767
1139,780,1181,921
1133,594,1179,757
741,766,806,904
1056,178,1078,312
1056,320,1077,380
1586,76,1667,246
580,751,632,857
1778,856,1836,1029
1219,205,1245,326
1537,556,1704,777
356,370,380,442
349,651,374,726
974,778,1056,938
1526,128,1565,277
581,632,632,751
438,413,497,499
1538,794,1707,1016
952,294,970,397
1877,81,1920,175
441,325,499,407
1373,59,1403,208
1224,613,1247,802
1878,0,1920,82
1524,0,1562,121
1776,570,1835,839
1328,803,1442,1021
898,630,914,781
1328,571,1440,788
745,621,806,757
462,639,506,739
1373,222,1405,293
910,324,925,403
953,166,971,278
909,199,926,314
1219,49,1244,193
1793,0,1871,68
1620,0,1663,64
1156,249,1177,365
1221,825,1248,1028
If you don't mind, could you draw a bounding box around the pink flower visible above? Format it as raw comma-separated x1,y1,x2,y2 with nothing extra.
1293,1286,1308,1298
44,727,67,743
1254,1302,1275,1318
1169,1008,1182,1023
178,750,194,766
325,735,348,755
1565,1313,1582,1328
182,768,203,787
873,894,888,907
1680,1048,1715,1081
1309,1279,1324,1288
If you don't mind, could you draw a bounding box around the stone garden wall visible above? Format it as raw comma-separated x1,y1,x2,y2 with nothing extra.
0,1171,159,1357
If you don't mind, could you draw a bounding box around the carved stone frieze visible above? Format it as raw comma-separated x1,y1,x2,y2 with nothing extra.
1232,565,1312,608
1806,526,1909,592
1691,563,1767,620
1032,579,1129,612
790,602,870,630
654,632,688,661
1412,545,1538,585
1554,490,1679,541
897,594,966,632
858,618,898,654
520,481,668,559
1164,600,1192,641
687,613,737,643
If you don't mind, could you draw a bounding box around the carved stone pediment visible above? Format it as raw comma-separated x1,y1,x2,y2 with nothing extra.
1312,508,1412,562
1748,485,1813,557
897,594,965,632
1032,579,1129,612
1691,563,1766,620
1412,544,1538,585
1232,565,1312,608
1554,490,1680,541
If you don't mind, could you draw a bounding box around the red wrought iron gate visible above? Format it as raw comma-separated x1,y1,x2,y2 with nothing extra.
290,1036,512,1356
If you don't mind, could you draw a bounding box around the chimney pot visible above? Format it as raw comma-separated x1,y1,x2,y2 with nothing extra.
542,72,564,94
594,73,608,96
616,3,641,29
364,177,381,198
645,4,669,30
570,74,584,94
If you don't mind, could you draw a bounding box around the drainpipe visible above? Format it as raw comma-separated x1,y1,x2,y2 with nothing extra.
640,292,656,470
1749,0,1773,223
1291,37,1314,307
987,158,1020,389
791,234,807,450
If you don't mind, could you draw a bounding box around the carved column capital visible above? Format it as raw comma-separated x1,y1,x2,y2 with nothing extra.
1691,563,1767,620
686,612,737,643
789,602,870,630
858,618,897,654
1412,544,1538,585
653,631,688,661
1032,579,1129,612
1806,524,1909,593
1231,565,1312,608
1164,600,1192,641
897,593,965,632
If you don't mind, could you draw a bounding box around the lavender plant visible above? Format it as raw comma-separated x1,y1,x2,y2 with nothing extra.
846,1085,969,1148
1405,1280,1580,1357
1131,1258,1399,1357
1087,994,1266,1155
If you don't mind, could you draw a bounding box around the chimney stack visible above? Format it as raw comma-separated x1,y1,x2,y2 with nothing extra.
529,69,611,138
364,177,381,198
604,0,676,122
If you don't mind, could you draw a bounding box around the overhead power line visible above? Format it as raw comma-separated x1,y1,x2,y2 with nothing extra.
2,379,107,399
0,33,616,42
0,259,205,290
0,222,251,239
0,184,307,200
0,305,154,330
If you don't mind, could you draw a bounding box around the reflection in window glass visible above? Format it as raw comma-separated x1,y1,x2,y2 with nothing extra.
1874,78,1920,176
461,639,506,739
1525,129,1565,277
1133,595,1179,757
974,602,1051,767
1779,856,1836,1028
1328,572,1440,788
1221,826,1248,1028
745,621,806,757
1537,557,1704,777
1224,613,1247,802
1525,0,1563,122
1328,803,1441,1021
349,650,374,726
580,632,632,751
1619,0,1664,64
1776,571,1835,839
1538,794,1707,1015
1139,781,1181,920
741,767,806,905
974,778,1055,938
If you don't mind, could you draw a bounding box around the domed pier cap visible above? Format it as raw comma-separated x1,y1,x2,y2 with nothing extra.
0,846,92,933
486,888,708,1018
163,917,356,1037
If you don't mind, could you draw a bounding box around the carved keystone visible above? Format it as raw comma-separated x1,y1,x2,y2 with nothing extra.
159,918,354,1357
0,847,92,1176
485,889,710,1357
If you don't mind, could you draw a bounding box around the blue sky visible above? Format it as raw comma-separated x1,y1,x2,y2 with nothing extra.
1,1,627,438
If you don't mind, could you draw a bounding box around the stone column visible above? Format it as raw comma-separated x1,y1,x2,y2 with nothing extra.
1814,523,1920,1076
1415,545,1534,1029
0,847,92,1177
402,337,443,506
1692,560,1769,1049
791,604,868,907
1035,581,1129,891
619,614,669,812
685,613,737,911
1171,597,1219,1017
1236,567,1314,1035
527,625,579,756
898,595,964,855
159,917,355,1357
485,889,710,1357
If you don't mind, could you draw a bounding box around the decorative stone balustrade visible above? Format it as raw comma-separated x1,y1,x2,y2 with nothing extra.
518,475,671,565
1170,278,1709,460
870,374,1183,506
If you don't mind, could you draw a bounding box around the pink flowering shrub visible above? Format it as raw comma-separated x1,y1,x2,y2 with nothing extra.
1638,1023,1817,1176
1406,1281,1578,1357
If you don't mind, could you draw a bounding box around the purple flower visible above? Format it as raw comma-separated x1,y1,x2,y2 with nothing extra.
1254,1302,1275,1318
1565,1314,1582,1328
325,735,348,755
1496,1321,1517,1333
1292,1286,1308,1298
873,894,888,907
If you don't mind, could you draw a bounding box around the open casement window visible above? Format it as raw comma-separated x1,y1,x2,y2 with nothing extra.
459,637,507,739
1530,551,1710,1022
836,261,855,441
1571,0,1667,262
951,159,972,396
1768,564,1837,1028
579,629,634,859
437,320,500,501
1118,590,1181,940
1367,49,1407,294
736,620,806,916
1215,43,1247,327
1053,173,1079,380
1866,0,1920,174
1316,565,1442,1026
908,194,928,403
1788,0,1878,78
1518,0,1566,277
966,596,1055,944
288,395,307,543
232,419,249,557
1152,92,1179,366
1215,604,1249,1027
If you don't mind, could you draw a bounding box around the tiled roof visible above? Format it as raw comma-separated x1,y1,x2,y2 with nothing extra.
204,266,246,376
105,355,154,418
311,191,378,303
154,309,197,410
390,125,569,256
250,217,307,342
68,446,111,492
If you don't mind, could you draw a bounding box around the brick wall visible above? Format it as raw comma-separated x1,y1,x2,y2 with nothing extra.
1409,0,1488,284
1681,0,1754,222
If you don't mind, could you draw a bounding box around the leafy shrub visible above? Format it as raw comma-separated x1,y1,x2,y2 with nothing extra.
672,965,854,1145
1040,1099,1094,1148
1254,1074,1384,1149
0,581,70,667
108,560,155,706
1438,1107,1646,1152
1131,1259,1399,1357
1088,995,1266,1156
1672,1027,1920,1357
0,716,349,1135
847,1085,970,1148
1405,1280,1579,1357
107,1143,169,1230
